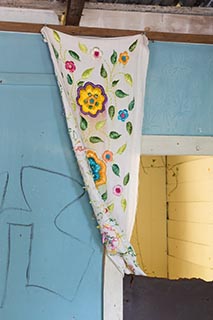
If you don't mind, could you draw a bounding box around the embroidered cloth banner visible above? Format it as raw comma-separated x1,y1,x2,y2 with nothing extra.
41,27,149,275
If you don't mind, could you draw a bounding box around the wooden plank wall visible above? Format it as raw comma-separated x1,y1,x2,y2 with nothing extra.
167,156,213,281
131,155,213,281
131,156,167,277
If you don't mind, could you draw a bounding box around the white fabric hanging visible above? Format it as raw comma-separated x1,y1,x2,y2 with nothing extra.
41,26,149,275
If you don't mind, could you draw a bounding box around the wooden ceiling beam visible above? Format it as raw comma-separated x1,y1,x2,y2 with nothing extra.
0,21,213,44
65,0,86,26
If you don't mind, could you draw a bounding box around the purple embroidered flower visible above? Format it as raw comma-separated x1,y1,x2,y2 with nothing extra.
118,109,129,122
65,60,76,73
76,82,107,118
113,185,123,196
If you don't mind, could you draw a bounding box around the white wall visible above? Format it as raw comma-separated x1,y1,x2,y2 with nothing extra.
0,7,59,24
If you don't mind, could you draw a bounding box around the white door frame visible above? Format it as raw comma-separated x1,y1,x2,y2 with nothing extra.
104,135,213,320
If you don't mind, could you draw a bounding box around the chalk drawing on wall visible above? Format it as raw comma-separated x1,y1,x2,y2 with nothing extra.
0,166,94,309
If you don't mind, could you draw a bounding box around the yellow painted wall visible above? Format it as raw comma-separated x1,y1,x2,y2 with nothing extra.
167,156,213,281
132,155,213,281
131,156,167,277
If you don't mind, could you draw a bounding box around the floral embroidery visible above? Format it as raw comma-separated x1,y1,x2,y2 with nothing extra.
43,27,148,275
118,51,129,65
65,60,76,73
91,47,103,59
102,150,113,162
102,224,120,255
87,150,106,186
118,109,129,122
76,82,107,118
113,185,123,196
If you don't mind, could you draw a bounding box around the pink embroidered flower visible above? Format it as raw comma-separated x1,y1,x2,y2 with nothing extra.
102,150,113,162
113,185,123,196
91,47,103,59
65,60,76,73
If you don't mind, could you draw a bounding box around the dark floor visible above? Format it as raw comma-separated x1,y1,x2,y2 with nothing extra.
124,275,213,320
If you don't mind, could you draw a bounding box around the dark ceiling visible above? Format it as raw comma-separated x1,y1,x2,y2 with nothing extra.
96,0,213,7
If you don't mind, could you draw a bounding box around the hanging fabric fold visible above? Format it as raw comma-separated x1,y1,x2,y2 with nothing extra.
41,26,149,275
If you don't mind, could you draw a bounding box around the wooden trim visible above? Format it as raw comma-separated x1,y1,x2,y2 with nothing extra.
104,255,123,320
141,135,213,155
0,21,213,44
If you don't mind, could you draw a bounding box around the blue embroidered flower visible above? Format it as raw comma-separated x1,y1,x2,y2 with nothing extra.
118,109,129,122
88,157,101,182
87,150,106,187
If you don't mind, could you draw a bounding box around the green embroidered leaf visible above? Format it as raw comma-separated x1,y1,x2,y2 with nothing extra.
78,42,88,53
89,136,104,143
53,30,60,42
108,203,114,212
95,120,106,130
126,121,133,135
123,173,130,186
80,116,88,131
81,68,94,79
67,74,73,85
100,64,108,78
68,50,80,61
128,98,135,111
110,50,117,64
108,105,115,120
124,73,133,86
121,198,127,212
129,39,138,52
112,164,120,177
52,45,59,59
116,144,127,155
112,80,120,87
101,191,107,201
72,103,76,111
109,131,121,139
77,81,84,87
115,89,129,98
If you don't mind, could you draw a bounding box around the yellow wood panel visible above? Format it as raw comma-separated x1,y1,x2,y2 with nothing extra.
168,238,213,268
168,256,213,281
167,157,213,185
167,156,213,280
168,220,213,245
168,202,213,223
167,156,209,167
131,156,167,278
167,180,213,202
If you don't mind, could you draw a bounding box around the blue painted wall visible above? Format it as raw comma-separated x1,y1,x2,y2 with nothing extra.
0,31,213,320
0,31,103,320
143,41,213,136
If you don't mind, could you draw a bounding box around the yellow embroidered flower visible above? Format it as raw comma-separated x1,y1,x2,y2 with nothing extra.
118,51,129,65
76,82,107,117
87,150,106,187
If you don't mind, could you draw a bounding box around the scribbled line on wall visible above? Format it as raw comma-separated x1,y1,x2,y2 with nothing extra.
0,166,95,308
